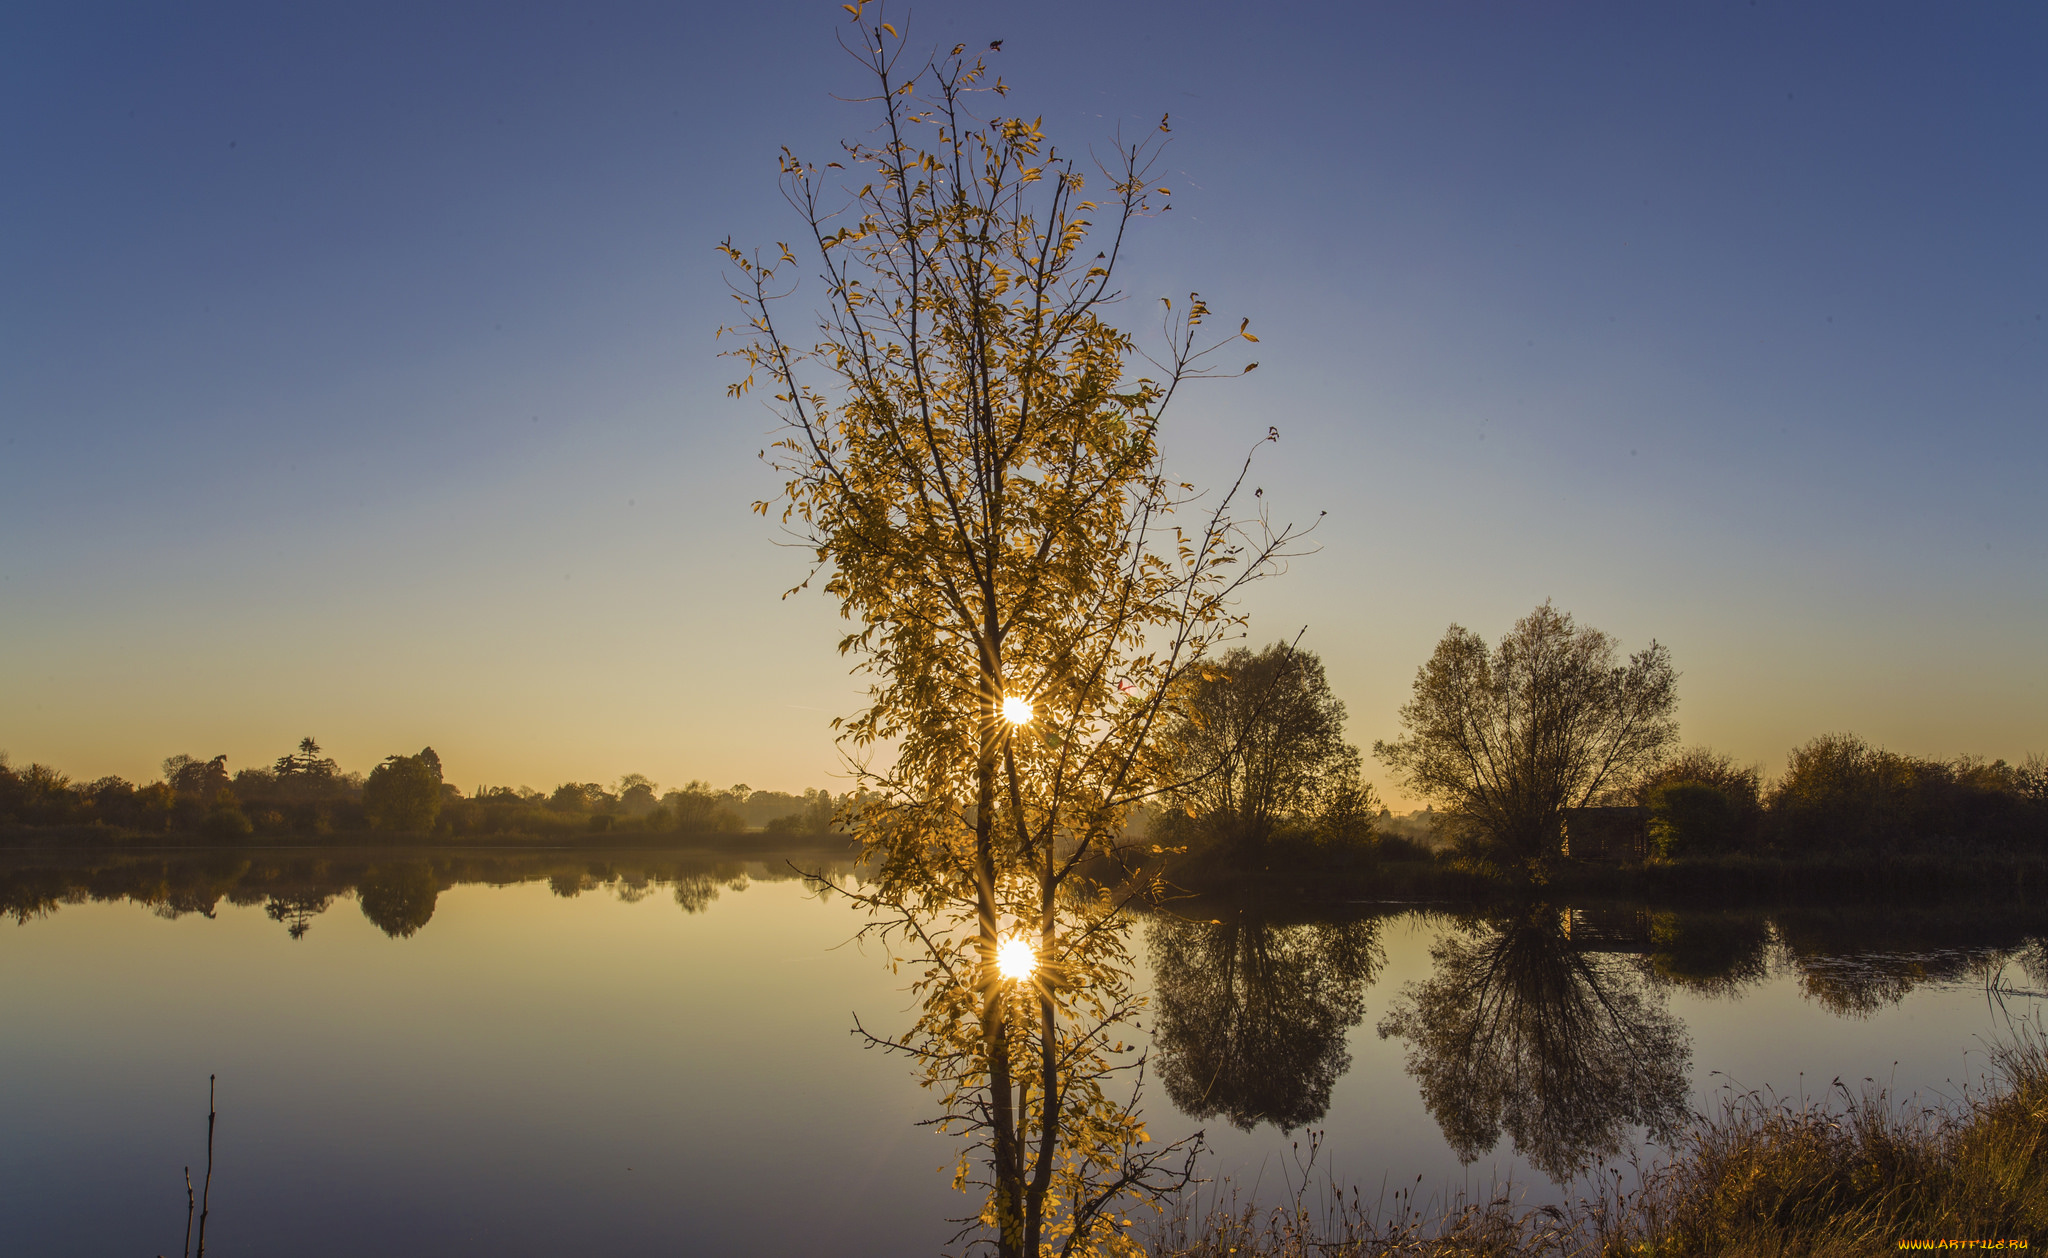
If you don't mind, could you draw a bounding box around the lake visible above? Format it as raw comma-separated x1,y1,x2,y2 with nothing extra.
3,846,2042,1256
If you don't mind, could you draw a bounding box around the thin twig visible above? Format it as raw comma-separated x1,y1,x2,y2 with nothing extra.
195,1075,215,1258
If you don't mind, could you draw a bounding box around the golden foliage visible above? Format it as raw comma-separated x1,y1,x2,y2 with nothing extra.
720,13,1301,1256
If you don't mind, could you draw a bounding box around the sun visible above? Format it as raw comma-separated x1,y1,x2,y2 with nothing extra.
996,936,1037,981
1001,695,1033,726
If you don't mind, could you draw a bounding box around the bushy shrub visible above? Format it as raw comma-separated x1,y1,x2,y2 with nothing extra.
1766,734,2041,851
201,791,254,840
1636,747,1762,848
1647,781,1744,857
0,760,90,827
547,781,605,812
763,788,838,835
662,782,747,834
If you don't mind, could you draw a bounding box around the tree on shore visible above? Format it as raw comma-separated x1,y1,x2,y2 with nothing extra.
273,736,341,785
1635,747,1764,857
720,14,1302,1253
1374,603,1677,868
164,753,230,799
1155,642,1377,855
363,748,443,833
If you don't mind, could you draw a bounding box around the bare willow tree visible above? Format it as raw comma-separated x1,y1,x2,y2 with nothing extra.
718,12,1303,1257
1373,602,1677,866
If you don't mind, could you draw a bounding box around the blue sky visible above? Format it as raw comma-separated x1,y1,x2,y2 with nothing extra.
3,1,2043,803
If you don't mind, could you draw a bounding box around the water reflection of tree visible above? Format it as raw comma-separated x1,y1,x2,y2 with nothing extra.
1790,955,1934,1017
550,862,660,904
264,892,335,940
548,870,598,898
1149,913,1381,1131
1988,938,2048,1008
1772,908,2046,1019
0,849,849,935
2,867,74,923
1639,910,1772,997
356,863,440,938
673,869,748,914
133,856,252,922
1377,906,1690,1182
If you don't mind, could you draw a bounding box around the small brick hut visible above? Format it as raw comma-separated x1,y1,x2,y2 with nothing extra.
1561,806,1650,862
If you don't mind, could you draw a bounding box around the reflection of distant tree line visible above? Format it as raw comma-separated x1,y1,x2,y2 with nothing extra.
1142,896,2048,1182
0,737,846,841
0,849,852,939
9,846,2046,1182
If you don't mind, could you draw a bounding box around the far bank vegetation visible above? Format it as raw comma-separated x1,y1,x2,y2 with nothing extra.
0,737,843,843
1145,609,2047,893
6,606,2045,864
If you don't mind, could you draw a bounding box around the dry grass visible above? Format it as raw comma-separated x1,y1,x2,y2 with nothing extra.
1147,1134,1585,1258
1626,1025,2048,1255
1150,1025,2048,1257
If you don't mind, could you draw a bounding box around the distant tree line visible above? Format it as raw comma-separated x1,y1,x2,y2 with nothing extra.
0,737,846,841
7,610,2041,864
1373,604,2048,869
1144,625,2047,884
1633,736,2048,859
1123,614,2046,898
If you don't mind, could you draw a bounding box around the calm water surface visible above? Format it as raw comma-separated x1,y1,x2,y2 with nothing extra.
2,848,2041,1256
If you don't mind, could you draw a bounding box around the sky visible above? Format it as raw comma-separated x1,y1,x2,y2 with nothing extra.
3,1,2043,806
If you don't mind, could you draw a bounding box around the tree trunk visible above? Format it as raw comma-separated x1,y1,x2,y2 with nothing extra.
1024,824,1059,1254
976,686,1024,1257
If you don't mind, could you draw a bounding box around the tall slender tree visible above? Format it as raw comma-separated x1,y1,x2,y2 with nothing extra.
720,12,1303,1254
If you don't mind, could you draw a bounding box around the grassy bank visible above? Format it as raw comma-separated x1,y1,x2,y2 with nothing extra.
1151,1028,2048,1256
